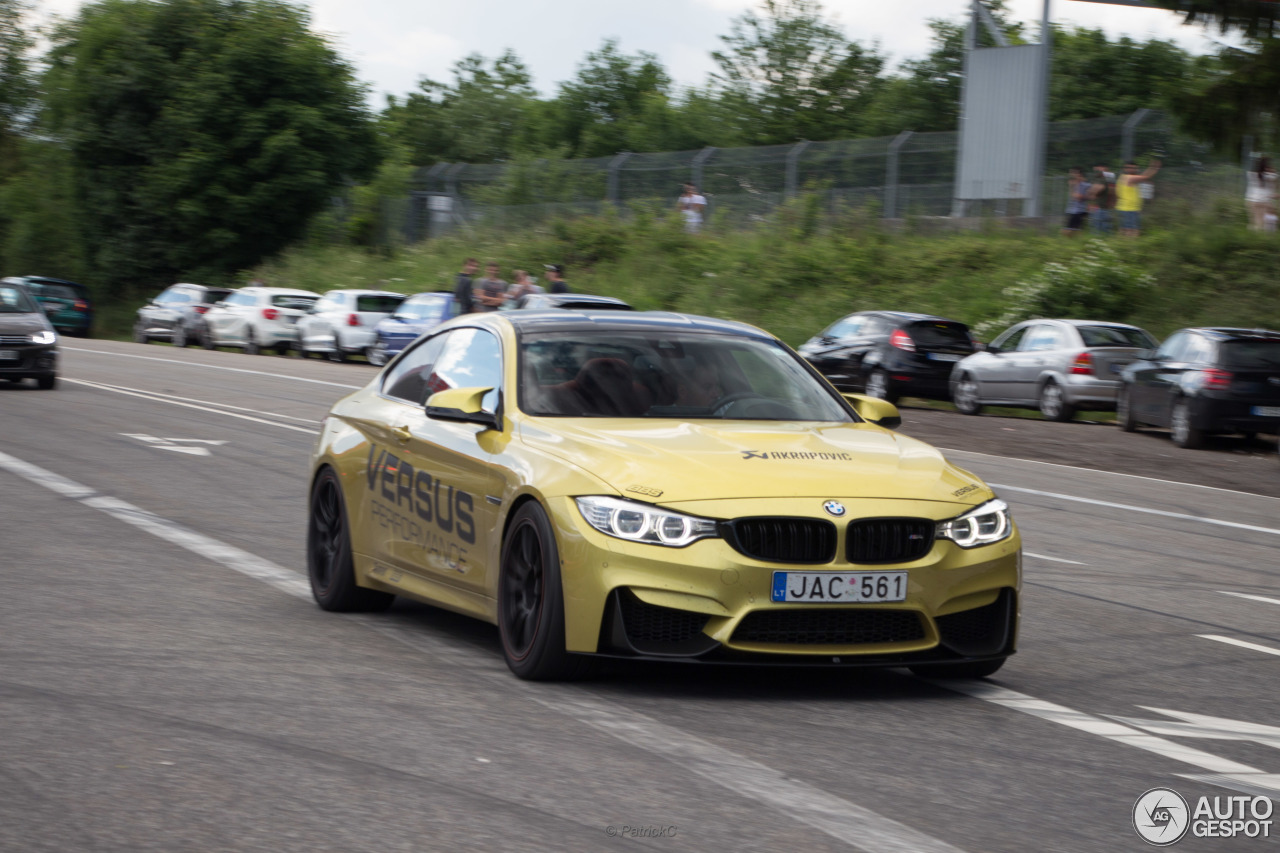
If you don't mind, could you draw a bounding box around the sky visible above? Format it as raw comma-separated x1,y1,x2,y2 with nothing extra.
33,0,1237,103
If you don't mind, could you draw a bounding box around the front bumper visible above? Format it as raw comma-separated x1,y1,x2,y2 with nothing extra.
552,496,1022,663
0,344,57,379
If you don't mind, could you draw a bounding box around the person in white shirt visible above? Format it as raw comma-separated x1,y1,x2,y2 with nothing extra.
1246,156,1277,232
678,183,707,234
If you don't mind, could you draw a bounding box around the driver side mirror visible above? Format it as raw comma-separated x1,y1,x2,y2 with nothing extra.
425,386,499,430
842,393,901,429
982,343,1000,354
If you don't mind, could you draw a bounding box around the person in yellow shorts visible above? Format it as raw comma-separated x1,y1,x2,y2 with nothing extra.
1116,157,1161,236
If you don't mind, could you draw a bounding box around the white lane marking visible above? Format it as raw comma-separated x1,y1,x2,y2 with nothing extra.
935,681,1262,775
1198,635,1280,658
0,446,966,853
1219,591,1280,607
68,379,317,435
992,483,1280,537
95,382,319,423
1024,552,1086,565
944,447,1280,503
542,693,967,853
120,434,228,456
62,346,362,390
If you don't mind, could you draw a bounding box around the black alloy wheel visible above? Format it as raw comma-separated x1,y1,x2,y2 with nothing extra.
498,503,591,680
864,369,900,404
1170,398,1205,449
307,467,394,612
1116,385,1138,432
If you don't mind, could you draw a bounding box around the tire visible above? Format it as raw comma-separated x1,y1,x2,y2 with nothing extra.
172,324,188,348
244,329,261,356
953,374,983,415
36,375,57,390
367,342,388,367
1171,398,1205,449
910,657,1006,679
275,343,290,356
498,502,592,681
1116,385,1138,432
200,328,215,350
1038,380,1075,422
306,467,394,612
864,369,900,404
132,322,148,344
327,331,346,363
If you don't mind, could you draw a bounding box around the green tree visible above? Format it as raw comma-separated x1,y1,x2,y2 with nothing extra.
1050,27,1200,120
711,0,886,144
554,39,671,158
0,0,34,169
44,0,377,292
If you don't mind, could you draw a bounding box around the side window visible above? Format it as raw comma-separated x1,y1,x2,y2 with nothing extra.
1155,332,1187,362
826,316,863,339
431,328,503,413
168,289,192,305
1021,325,1064,352
230,292,256,307
1182,335,1213,365
383,334,448,405
991,325,1028,352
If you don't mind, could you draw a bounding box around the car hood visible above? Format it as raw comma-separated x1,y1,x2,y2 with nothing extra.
517,418,990,505
0,312,51,335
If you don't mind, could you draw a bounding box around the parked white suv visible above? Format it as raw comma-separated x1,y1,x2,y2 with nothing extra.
294,289,405,363
201,287,320,355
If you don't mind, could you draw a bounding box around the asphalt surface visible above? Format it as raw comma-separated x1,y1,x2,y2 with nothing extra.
1,340,1278,853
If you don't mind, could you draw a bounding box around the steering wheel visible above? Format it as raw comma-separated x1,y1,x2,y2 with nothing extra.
711,391,795,419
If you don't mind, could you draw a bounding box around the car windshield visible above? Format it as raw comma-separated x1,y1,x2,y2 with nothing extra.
1221,339,1280,370
396,298,445,320
32,283,81,301
272,294,317,310
520,330,855,421
0,284,40,313
357,294,404,313
1077,325,1156,349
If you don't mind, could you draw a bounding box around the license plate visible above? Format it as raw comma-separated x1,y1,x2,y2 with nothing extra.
1253,406,1280,417
0,350,18,361
771,571,908,603
927,352,962,362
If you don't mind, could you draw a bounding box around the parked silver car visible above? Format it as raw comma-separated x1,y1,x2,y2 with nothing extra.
295,289,405,363
950,319,1158,421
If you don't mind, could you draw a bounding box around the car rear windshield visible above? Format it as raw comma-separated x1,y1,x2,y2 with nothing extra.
906,321,972,348
206,288,233,302
395,298,446,321
0,284,40,313
520,330,854,421
357,294,405,313
272,295,318,310
1220,339,1280,370
33,283,82,301
1077,325,1156,349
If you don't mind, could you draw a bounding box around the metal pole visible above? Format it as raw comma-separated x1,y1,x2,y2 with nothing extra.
1026,0,1051,219
885,131,913,219
785,141,811,198
692,147,716,191
1242,134,1255,197
951,3,979,217
607,152,632,204
1122,108,1152,163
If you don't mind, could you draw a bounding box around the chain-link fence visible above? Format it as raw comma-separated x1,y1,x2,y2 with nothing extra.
399,110,1242,241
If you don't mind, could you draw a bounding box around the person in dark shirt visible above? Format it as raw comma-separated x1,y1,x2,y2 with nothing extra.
454,258,478,314
544,264,568,294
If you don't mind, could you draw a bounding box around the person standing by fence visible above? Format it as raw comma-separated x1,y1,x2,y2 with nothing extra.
1246,156,1277,231
544,264,569,294
454,258,478,314
1088,164,1116,234
1062,167,1090,237
1116,158,1161,237
678,183,707,234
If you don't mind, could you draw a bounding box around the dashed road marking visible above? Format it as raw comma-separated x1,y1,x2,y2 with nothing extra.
1219,591,1280,608
63,345,362,389
1197,634,1280,658
68,378,317,435
1024,552,1086,565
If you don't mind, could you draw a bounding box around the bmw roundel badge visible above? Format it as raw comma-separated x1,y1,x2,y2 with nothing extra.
823,500,846,517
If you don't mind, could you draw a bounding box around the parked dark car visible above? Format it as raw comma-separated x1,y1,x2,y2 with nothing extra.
0,280,58,389
507,293,632,311
1118,327,1280,448
797,311,977,402
2,276,93,337
368,292,459,367
134,282,235,347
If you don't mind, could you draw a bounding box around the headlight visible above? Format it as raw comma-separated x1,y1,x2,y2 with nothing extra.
30,330,56,345
575,496,719,548
937,499,1012,549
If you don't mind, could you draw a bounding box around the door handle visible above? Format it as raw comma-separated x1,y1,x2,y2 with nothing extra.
391,425,412,444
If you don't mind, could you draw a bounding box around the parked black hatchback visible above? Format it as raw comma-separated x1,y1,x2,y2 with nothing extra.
0,281,58,389
1118,327,1280,448
797,311,977,402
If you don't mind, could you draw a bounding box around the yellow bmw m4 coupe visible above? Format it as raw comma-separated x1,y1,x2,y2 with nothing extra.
308,310,1021,680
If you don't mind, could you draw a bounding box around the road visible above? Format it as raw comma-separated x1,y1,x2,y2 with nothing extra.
1,340,1277,852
